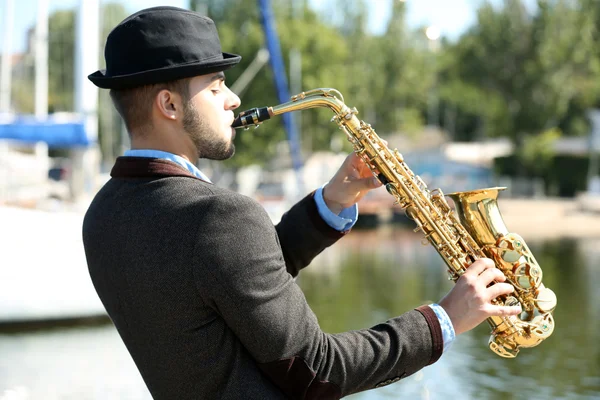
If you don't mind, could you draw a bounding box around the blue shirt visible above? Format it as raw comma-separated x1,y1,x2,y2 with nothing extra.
123,149,455,351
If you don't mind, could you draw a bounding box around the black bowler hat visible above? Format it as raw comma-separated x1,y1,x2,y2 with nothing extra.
88,6,241,90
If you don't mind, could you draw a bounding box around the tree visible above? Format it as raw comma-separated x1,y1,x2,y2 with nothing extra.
43,3,128,162
48,10,75,112
191,0,355,168
368,1,432,138
97,3,129,165
440,0,600,145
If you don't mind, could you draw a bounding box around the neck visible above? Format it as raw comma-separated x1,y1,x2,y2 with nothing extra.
129,127,198,164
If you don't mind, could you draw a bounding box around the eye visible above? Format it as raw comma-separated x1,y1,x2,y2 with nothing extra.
210,79,225,94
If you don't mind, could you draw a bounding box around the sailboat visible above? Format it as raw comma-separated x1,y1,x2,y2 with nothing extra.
0,0,106,325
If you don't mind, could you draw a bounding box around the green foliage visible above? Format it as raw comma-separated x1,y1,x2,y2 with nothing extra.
441,0,600,144
519,127,561,174
48,10,75,112
494,152,595,196
44,4,127,162
396,108,425,138
16,0,600,174
197,0,358,168
11,76,34,114
547,155,592,196
98,3,129,163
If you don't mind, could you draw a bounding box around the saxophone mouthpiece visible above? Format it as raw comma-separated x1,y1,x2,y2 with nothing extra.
231,107,272,129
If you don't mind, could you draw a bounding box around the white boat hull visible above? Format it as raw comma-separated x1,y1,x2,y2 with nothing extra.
0,206,105,323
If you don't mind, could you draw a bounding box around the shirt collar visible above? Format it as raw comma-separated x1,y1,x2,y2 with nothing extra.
123,149,212,183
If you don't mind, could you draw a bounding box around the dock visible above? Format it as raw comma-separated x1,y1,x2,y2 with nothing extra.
357,195,600,240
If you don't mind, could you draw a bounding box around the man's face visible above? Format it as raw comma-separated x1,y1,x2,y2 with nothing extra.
183,72,240,160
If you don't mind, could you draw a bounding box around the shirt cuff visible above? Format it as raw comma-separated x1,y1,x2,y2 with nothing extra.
428,303,455,352
314,187,358,232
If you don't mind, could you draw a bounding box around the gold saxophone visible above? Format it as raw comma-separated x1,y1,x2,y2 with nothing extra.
232,88,557,358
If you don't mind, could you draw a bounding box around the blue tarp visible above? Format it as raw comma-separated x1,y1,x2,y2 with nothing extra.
0,116,90,147
258,0,303,173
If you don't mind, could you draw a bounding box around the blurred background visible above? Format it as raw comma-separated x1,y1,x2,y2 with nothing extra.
0,0,599,399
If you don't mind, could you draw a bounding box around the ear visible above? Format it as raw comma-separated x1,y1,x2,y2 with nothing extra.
155,89,182,121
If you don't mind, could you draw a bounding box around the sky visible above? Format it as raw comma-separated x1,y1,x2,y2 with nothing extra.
0,0,487,55
310,0,480,38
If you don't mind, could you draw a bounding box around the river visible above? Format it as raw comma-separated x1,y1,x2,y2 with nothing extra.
1,227,598,399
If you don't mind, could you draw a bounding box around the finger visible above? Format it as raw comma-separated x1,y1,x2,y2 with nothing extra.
368,176,382,188
351,154,372,174
485,282,515,300
343,153,359,169
346,154,371,177
464,258,494,277
484,304,522,317
349,175,382,191
478,267,505,285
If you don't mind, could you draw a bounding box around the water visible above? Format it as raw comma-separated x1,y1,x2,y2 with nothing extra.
1,228,599,400
301,229,600,400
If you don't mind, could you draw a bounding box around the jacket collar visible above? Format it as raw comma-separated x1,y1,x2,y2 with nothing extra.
110,156,210,183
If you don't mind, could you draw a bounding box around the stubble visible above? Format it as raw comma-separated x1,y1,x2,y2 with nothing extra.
183,102,235,161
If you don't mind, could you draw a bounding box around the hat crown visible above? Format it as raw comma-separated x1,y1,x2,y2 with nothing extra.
105,7,223,77
88,6,241,89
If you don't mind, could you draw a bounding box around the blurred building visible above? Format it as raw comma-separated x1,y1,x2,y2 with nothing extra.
0,114,98,207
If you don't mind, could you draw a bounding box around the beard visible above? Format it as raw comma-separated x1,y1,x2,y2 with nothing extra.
182,102,235,161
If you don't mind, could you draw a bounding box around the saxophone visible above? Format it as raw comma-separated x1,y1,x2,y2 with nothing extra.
232,88,557,358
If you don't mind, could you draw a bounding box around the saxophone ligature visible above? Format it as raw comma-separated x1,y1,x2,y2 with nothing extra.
232,88,557,358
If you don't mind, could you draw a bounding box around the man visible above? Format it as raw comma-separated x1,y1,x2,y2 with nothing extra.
83,6,521,400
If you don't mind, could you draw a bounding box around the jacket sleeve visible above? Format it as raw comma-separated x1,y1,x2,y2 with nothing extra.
193,193,443,399
275,191,347,277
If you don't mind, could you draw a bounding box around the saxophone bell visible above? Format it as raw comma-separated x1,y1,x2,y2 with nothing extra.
448,188,557,357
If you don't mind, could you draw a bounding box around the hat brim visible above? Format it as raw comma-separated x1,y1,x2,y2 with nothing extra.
88,52,241,89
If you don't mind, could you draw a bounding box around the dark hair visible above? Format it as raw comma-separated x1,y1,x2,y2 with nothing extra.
109,78,191,133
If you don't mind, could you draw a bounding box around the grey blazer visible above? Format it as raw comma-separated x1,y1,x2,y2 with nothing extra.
82,157,443,400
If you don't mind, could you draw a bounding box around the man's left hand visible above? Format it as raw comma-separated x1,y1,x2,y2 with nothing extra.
322,153,383,215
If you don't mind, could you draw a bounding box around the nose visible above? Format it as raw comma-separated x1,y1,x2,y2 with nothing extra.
226,86,241,110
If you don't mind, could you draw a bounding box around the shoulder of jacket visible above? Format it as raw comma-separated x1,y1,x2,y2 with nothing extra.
218,190,263,209
193,190,274,234
201,188,265,213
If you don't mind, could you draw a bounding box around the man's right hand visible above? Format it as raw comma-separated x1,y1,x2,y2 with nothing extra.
438,258,522,336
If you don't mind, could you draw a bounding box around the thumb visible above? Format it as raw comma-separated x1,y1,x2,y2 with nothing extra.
490,305,522,317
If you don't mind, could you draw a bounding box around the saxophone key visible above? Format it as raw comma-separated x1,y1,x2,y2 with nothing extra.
535,287,557,313
393,150,404,162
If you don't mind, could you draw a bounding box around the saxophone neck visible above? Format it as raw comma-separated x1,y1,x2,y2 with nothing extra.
231,88,352,129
